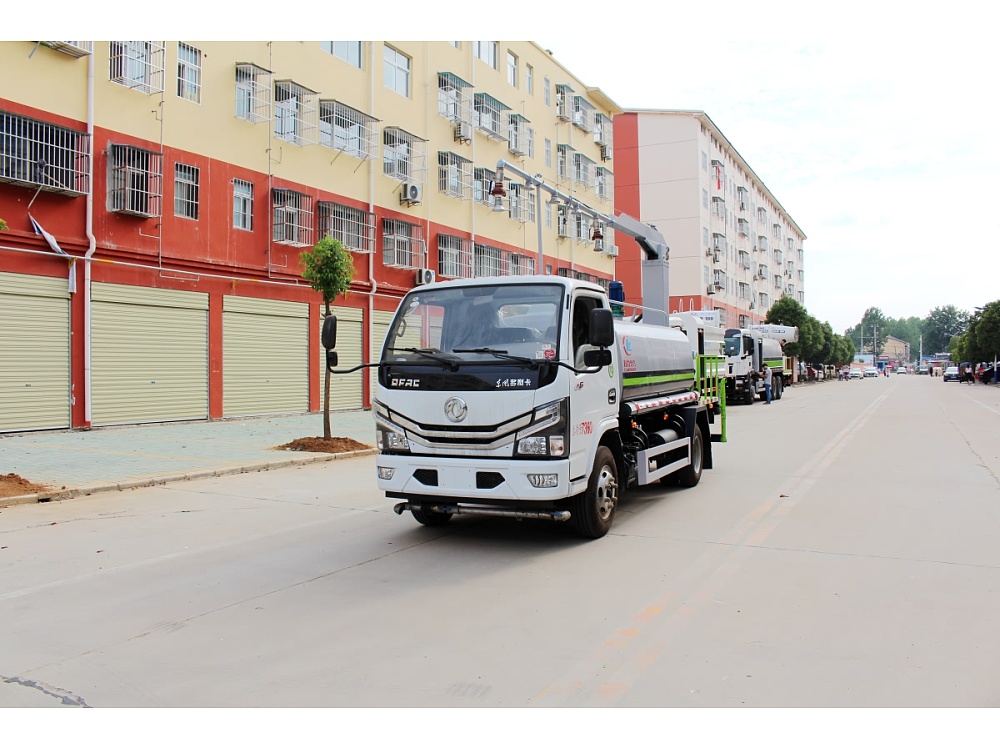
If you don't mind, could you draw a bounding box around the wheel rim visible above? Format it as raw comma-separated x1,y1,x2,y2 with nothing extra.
595,464,618,521
691,434,703,474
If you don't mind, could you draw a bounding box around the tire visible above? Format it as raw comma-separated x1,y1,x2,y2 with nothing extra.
410,504,453,527
675,427,704,488
774,379,783,400
744,383,755,405
571,446,619,539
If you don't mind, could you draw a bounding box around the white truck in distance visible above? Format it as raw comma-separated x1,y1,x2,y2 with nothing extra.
322,275,724,538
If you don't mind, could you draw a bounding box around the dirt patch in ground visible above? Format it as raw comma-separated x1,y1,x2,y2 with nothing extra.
0,473,51,499
275,437,373,454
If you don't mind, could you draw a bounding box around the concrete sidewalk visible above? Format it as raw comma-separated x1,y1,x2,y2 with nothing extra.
0,410,377,507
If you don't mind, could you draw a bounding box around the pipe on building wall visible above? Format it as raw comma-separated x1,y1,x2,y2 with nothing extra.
83,48,97,425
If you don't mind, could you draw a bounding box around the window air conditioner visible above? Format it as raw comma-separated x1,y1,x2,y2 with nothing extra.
415,268,436,286
606,244,619,257
600,145,611,161
401,183,423,205
454,121,472,143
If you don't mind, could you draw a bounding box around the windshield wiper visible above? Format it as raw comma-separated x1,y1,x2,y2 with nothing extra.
386,347,460,370
453,347,537,367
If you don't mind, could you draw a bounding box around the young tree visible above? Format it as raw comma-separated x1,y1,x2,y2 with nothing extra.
300,237,356,440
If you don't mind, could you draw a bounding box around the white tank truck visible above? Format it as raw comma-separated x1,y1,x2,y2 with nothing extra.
722,327,794,404
321,161,726,538
750,324,799,389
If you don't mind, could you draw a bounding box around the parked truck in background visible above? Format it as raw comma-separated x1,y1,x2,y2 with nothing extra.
722,327,788,404
322,171,725,538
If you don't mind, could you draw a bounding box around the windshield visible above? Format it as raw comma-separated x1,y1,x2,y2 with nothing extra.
723,335,742,357
383,283,564,365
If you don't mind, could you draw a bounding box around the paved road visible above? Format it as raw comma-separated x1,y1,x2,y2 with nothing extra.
1,376,998,708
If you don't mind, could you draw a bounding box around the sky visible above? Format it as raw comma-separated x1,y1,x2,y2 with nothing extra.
23,4,1000,334
538,26,1000,333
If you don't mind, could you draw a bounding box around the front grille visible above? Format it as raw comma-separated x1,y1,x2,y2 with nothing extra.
476,472,504,490
413,469,438,486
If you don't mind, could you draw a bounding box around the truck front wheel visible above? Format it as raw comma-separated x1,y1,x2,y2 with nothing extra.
572,446,619,539
675,428,704,488
410,504,453,527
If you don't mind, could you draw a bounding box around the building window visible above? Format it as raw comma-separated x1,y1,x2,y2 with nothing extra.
545,204,552,229
474,93,510,139
272,189,314,247
508,114,529,156
508,254,535,276
527,127,535,159
437,151,472,199
318,201,375,253
474,41,498,69
572,153,594,189
474,243,504,277
319,100,378,160
572,96,594,132
109,41,165,94
544,138,552,168
321,41,362,68
507,51,518,87
176,42,201,103
438,72,473,125
701,151,708,171
473,167,496,205
107,143,162,217
383,218,425,269
0,109,90,196
555,84,573,120
383,45,410,97
383,127,426,183
507,182,533,223
526,64,534,95
274,81,318,146
595,167,613,201
173,163,199,219
235,64,271,123
543,77,551,106
232,179,253,231
557,145,572,180
438,234,473,279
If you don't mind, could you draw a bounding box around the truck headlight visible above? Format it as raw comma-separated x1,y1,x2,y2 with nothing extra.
516,399,568,458
374,406,410,453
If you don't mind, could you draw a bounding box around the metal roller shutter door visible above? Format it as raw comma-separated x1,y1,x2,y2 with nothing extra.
224,296,309,417
91,283,209,426
323,306,363,411
0,273,71,432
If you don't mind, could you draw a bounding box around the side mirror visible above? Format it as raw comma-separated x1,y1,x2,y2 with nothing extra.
589,308,614,347
321,315,338,350
326,350,339,368
584,348,612,368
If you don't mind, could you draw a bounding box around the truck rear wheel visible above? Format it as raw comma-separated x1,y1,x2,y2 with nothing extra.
571,446,619,539
410,504,453,527
675,428,704,488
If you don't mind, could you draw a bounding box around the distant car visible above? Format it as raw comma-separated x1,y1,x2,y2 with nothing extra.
848,369,863,379
917,366,929,375
943,366,960,382
896,366,907,374
864,367,879,378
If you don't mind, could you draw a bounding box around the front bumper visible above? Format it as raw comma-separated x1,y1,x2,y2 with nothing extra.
375,454,582,503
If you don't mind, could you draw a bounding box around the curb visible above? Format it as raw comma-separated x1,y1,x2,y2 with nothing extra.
0,448,378,509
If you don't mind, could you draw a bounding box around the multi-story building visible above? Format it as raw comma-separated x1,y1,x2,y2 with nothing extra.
613,109,806,329
0,41,620,432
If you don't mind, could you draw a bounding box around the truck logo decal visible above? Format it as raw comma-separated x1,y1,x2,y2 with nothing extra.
444,397,468,423
573,421,593,436
622,336,633,356
391,378,421,388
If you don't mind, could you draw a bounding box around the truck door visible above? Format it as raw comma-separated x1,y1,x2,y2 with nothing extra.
570,293,614,474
